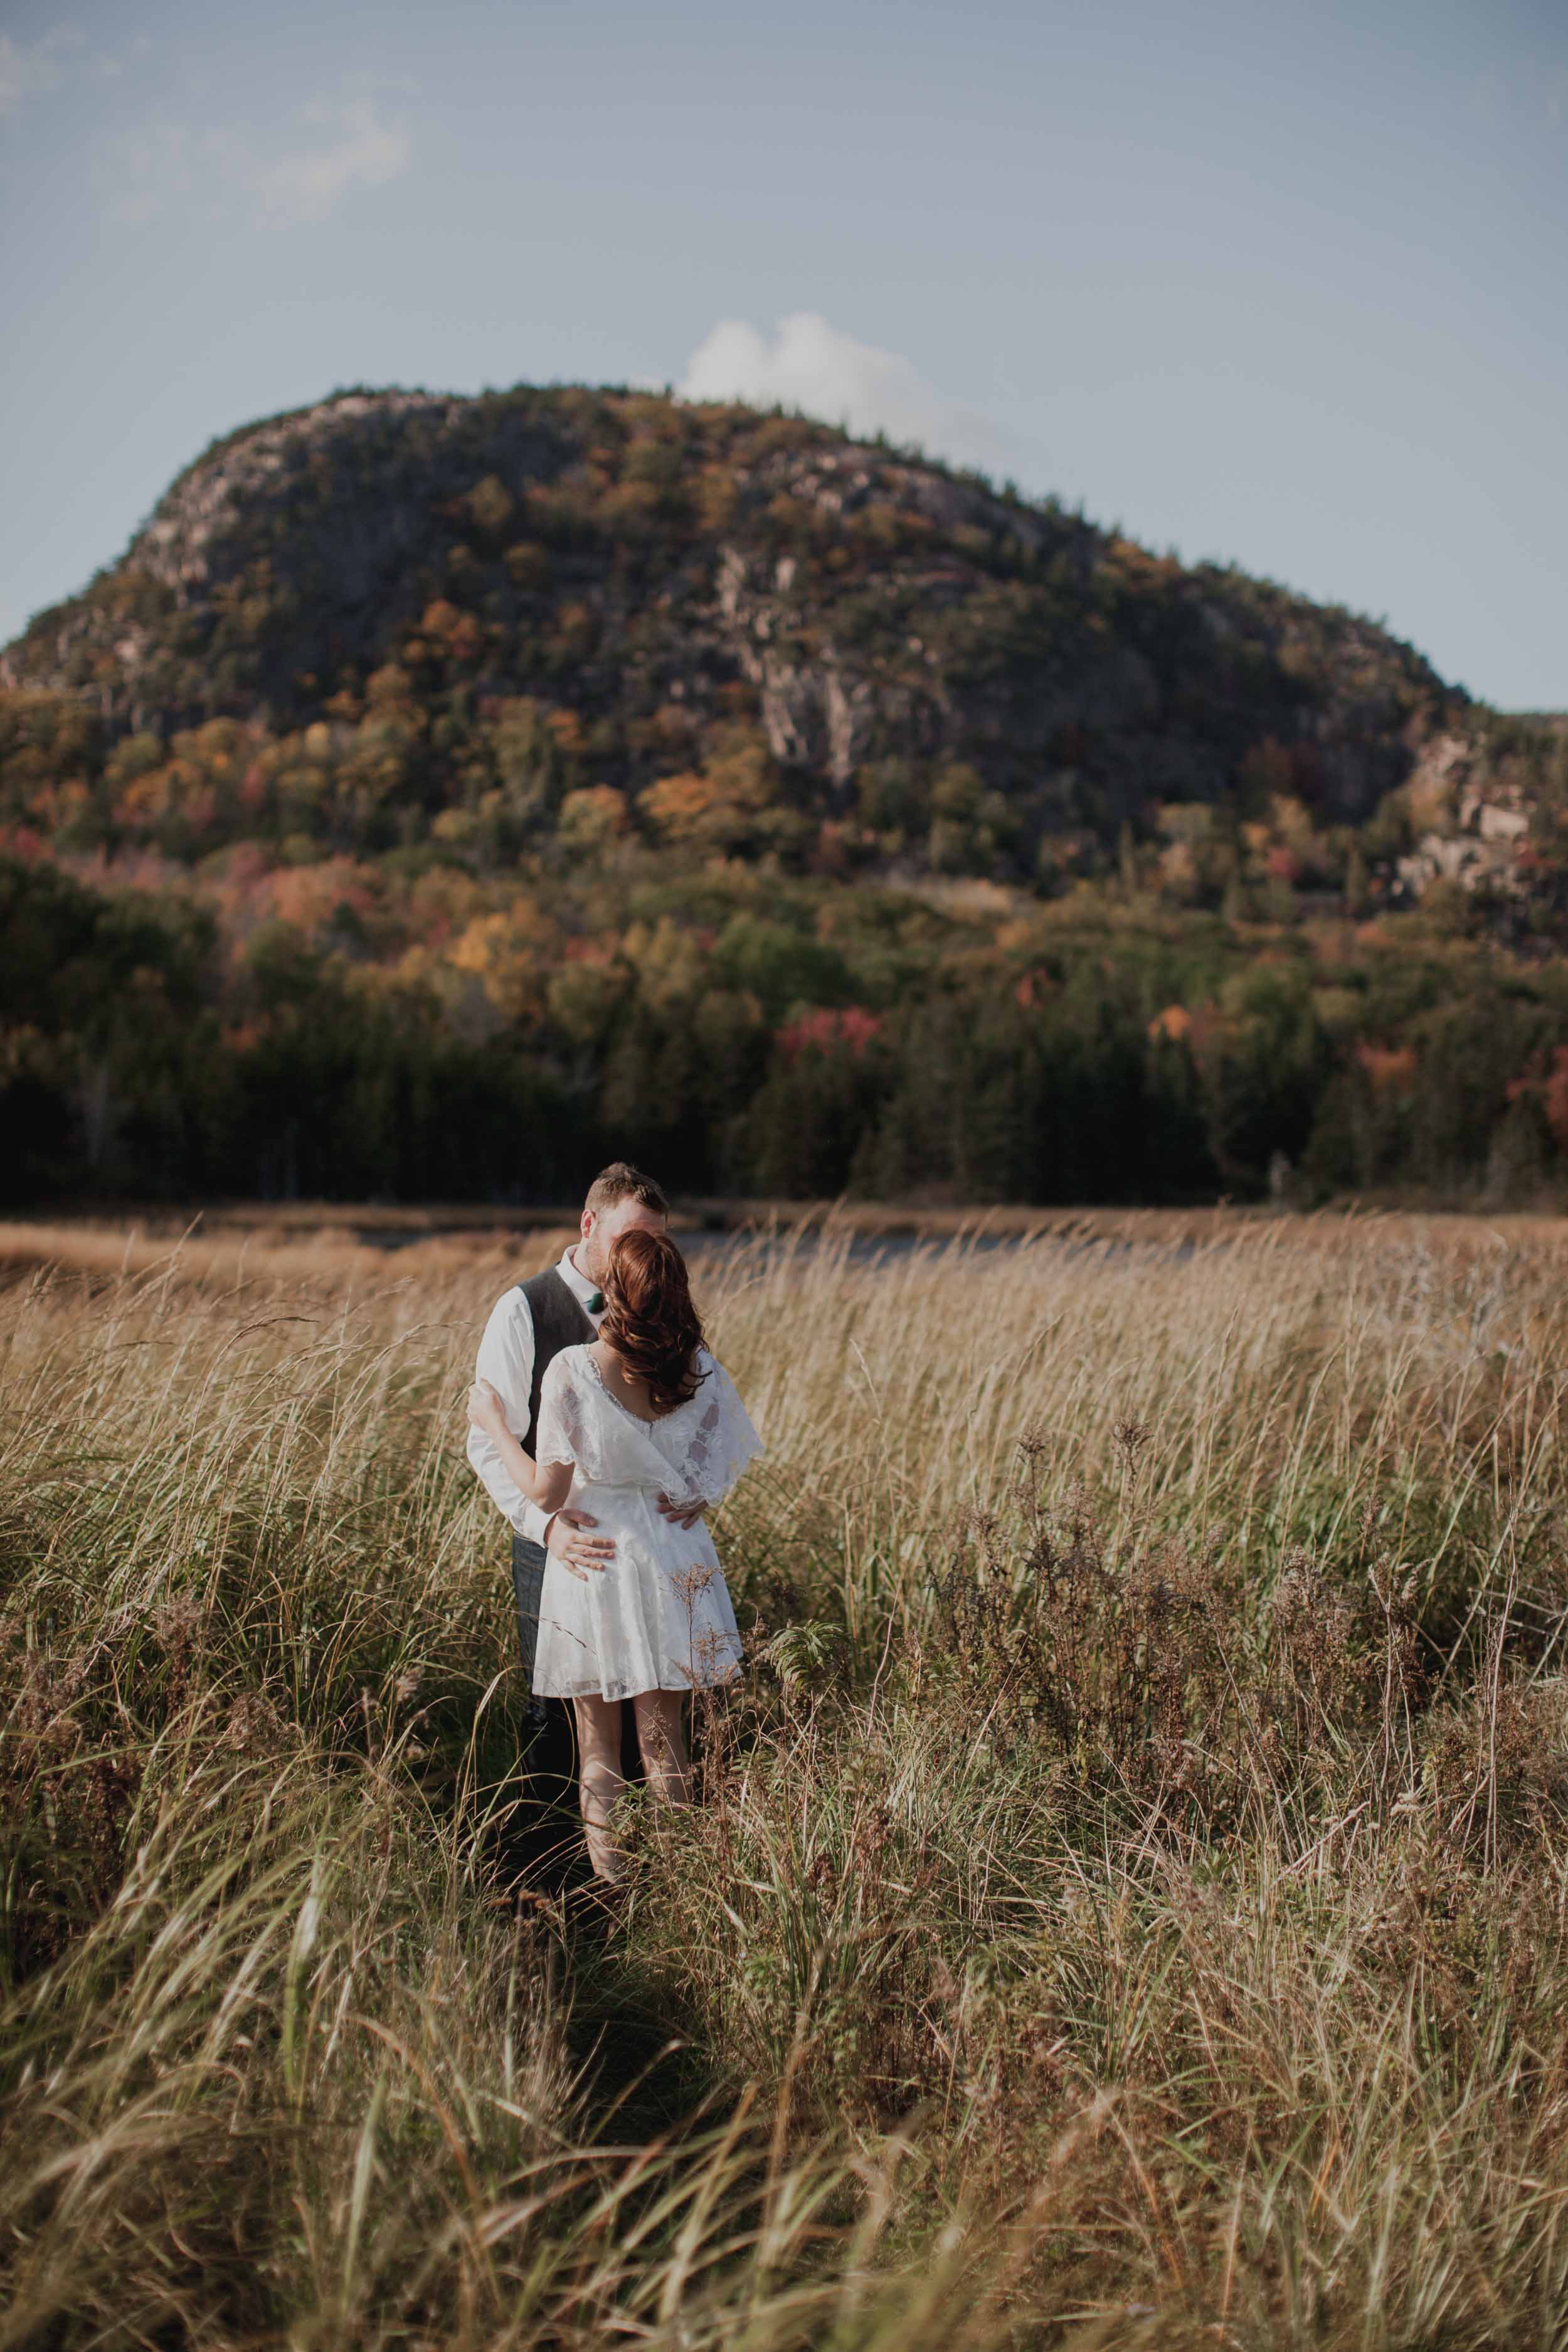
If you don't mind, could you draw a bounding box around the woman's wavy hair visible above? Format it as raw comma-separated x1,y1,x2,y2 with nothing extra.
600,1228,710,1414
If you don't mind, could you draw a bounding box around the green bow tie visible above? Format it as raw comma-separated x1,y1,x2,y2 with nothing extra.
585,1288,605,1315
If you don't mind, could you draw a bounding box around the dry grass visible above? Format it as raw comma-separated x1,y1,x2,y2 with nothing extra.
0,1216,570,1290
4,1217,1568,2346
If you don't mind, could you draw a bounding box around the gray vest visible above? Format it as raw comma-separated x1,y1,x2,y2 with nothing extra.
509,1266,597,1720
517,1266,596,1451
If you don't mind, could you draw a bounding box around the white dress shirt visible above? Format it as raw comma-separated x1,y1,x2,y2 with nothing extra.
467,1245,603,1548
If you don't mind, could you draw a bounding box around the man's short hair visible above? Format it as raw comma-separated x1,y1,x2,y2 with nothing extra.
584,1162,669,1219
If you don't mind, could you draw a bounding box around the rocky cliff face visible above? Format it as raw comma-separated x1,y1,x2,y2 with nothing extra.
1385,718,1568,910
4,383,1464,845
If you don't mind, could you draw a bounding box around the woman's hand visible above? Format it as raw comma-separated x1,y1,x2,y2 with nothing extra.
468,1375,508,1436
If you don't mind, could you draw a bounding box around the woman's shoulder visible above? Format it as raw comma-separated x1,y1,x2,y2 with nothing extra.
543,1341,595,1380
654,1348,725,1419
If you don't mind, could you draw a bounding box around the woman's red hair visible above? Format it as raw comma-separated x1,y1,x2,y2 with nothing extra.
600,1228,709,1413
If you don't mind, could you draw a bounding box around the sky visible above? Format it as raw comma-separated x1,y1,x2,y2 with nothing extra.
1,0,1564,709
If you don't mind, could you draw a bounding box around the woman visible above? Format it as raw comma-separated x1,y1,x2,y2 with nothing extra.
469,1227,761,1881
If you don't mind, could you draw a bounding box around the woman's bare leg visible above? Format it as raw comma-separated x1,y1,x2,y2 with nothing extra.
632,1688,691,1804
572,1693,628,1879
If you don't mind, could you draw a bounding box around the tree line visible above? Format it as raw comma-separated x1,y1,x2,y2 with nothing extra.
7,849,1568,1210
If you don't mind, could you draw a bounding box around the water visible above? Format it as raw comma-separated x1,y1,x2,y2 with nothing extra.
349,1221,1198,1269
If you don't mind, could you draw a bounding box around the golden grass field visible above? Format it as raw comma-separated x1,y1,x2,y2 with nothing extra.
6,1208,1568,2348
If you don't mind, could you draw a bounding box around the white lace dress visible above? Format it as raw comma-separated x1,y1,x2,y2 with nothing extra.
529,1345,763,1702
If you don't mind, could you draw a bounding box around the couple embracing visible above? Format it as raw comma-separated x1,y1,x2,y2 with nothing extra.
466,1164,761,1882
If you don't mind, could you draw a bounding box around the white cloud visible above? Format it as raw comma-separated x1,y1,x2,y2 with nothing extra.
102,93,413,231
249,97,410,229
0,26,83,115
677,311,1012,473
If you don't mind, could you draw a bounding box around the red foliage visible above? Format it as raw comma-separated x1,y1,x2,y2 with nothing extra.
776,1005,883,1062
1508,1047,1568,1158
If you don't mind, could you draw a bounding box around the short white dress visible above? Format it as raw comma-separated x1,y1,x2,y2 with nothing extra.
530,1344,763,1702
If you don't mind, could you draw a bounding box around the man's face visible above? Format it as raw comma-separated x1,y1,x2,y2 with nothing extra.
578,1197,667,1285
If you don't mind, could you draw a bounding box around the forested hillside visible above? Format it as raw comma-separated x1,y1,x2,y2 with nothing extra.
4,383,1568,1207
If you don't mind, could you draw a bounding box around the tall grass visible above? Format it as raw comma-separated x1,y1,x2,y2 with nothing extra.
4,1215,1568,2346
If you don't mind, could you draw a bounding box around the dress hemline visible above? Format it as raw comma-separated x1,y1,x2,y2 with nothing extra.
532,1660,743,1704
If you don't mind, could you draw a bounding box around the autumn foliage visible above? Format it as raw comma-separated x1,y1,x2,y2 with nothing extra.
4,388,1568,1205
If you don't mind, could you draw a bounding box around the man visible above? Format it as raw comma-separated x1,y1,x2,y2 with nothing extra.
468,1162,706,1816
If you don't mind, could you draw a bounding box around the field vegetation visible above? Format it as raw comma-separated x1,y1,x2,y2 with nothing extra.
6,1214,1568,2346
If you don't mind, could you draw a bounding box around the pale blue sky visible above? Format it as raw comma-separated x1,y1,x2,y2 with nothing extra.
2,0,1564,707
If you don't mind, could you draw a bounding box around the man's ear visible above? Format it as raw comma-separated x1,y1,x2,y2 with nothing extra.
580,1207,595,1243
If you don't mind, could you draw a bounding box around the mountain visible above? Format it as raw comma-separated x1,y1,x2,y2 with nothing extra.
6,384,1568,1215
3,383,1465,879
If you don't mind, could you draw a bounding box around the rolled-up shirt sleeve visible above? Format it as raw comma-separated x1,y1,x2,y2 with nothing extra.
466,1288,553,1550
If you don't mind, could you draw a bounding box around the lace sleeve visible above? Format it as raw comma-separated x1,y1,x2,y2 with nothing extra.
534,1352,587,1469
679,1356,764,1504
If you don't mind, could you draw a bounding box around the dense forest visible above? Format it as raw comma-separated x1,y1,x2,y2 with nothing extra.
4,383,1568,1208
